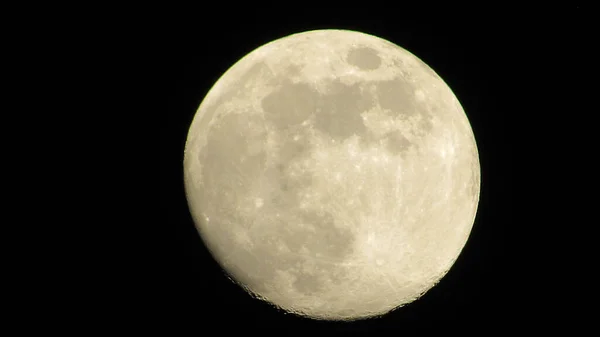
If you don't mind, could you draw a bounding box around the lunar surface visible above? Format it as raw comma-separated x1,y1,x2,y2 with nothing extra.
183,29,480,320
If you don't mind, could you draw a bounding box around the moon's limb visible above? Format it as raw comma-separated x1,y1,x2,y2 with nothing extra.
184,29,480,320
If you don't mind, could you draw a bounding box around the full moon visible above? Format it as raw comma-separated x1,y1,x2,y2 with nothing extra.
183,29,480,320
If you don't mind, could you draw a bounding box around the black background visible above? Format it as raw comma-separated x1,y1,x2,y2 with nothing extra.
157,6,583,334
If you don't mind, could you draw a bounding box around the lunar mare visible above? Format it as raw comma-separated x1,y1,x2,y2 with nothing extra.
184,30,480,320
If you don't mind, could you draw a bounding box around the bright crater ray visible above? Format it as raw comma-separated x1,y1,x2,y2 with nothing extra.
183,29,480,320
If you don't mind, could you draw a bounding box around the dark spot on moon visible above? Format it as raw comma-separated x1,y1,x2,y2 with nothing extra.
284,63,303,78
374,78,436,138
262,81,317,129
314,81,373,141
384,131,412,154
375,78,420,117
346,47,382,70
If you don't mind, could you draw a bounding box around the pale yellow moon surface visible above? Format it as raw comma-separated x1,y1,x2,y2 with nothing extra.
183,29,480,321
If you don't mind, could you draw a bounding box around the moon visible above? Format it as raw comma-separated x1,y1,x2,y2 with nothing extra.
183,29,480,320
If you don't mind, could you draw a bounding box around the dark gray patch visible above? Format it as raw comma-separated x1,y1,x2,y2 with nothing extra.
375,78,420,117
285,63,303,78
261,81,317,129
384,131,412,154
314,81,373,140
346,47,382,70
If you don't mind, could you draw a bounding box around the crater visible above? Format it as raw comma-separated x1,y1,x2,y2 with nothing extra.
262,81,317,129
314,81,373,141
284,63,303,78
346,47,382,70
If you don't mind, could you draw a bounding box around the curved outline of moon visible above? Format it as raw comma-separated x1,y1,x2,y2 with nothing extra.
183,29,481,321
